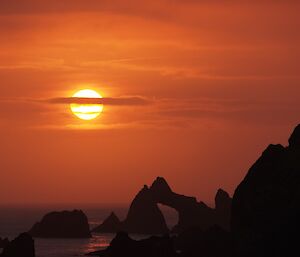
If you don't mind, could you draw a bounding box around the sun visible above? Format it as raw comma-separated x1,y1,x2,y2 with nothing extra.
70,89,104,120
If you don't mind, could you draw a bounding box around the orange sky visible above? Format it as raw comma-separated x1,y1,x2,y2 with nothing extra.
0,0,299,205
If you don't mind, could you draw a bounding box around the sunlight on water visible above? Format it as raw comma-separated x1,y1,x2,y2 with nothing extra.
0,205,177,257
35,234,115,257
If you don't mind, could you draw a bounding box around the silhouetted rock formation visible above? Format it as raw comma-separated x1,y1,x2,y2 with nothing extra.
214,189,232,230
92,212,122,233
215,189,231,212
91,125,300,256
87,231,177,257
175,225,233,257
1,233,35,257
122,185,169,234
94,177,232,234
150,177,213,232
231,124,300,257
150,177,232,232
0,237,9,249
29,210,91,238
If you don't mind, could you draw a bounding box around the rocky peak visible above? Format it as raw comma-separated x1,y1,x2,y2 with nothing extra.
150,177,172,194
92,212,121,233
122,183,169,234
288,124,300,148
133,185,150,201
262,144,285,158
142,184,149,191
216,188,229,197
107,212,120,222
215,189,231,211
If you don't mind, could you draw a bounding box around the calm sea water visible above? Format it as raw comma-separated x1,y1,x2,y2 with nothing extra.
0,204,178,257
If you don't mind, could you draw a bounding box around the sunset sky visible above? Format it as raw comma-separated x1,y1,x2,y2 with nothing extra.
0,0,299,205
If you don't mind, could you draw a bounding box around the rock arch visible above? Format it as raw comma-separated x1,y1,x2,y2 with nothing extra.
149,177,231,232
93,177,231,234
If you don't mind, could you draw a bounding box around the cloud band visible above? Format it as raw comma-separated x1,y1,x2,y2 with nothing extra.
45,96,151,106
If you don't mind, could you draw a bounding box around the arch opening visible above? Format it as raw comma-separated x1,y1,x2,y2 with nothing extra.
157,203,179,231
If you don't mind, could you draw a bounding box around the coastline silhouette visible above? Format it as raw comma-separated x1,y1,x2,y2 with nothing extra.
88,124,300,257
1,124,300,257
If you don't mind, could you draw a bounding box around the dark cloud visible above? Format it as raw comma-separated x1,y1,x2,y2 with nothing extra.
0,0,293,14
45,96,151,106
156,99,300,126
0,0,171,15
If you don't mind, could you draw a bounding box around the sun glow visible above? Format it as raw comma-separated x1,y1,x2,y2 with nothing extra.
70,89,104,120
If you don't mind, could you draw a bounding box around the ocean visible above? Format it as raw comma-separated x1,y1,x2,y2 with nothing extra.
0,204,178,257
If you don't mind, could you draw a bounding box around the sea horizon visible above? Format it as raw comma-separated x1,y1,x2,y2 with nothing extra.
0,204,178,257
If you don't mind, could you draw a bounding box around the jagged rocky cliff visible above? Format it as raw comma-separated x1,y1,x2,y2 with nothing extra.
231,124,300,257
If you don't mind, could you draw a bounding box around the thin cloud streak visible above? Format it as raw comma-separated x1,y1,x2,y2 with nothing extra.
44,96,152,106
